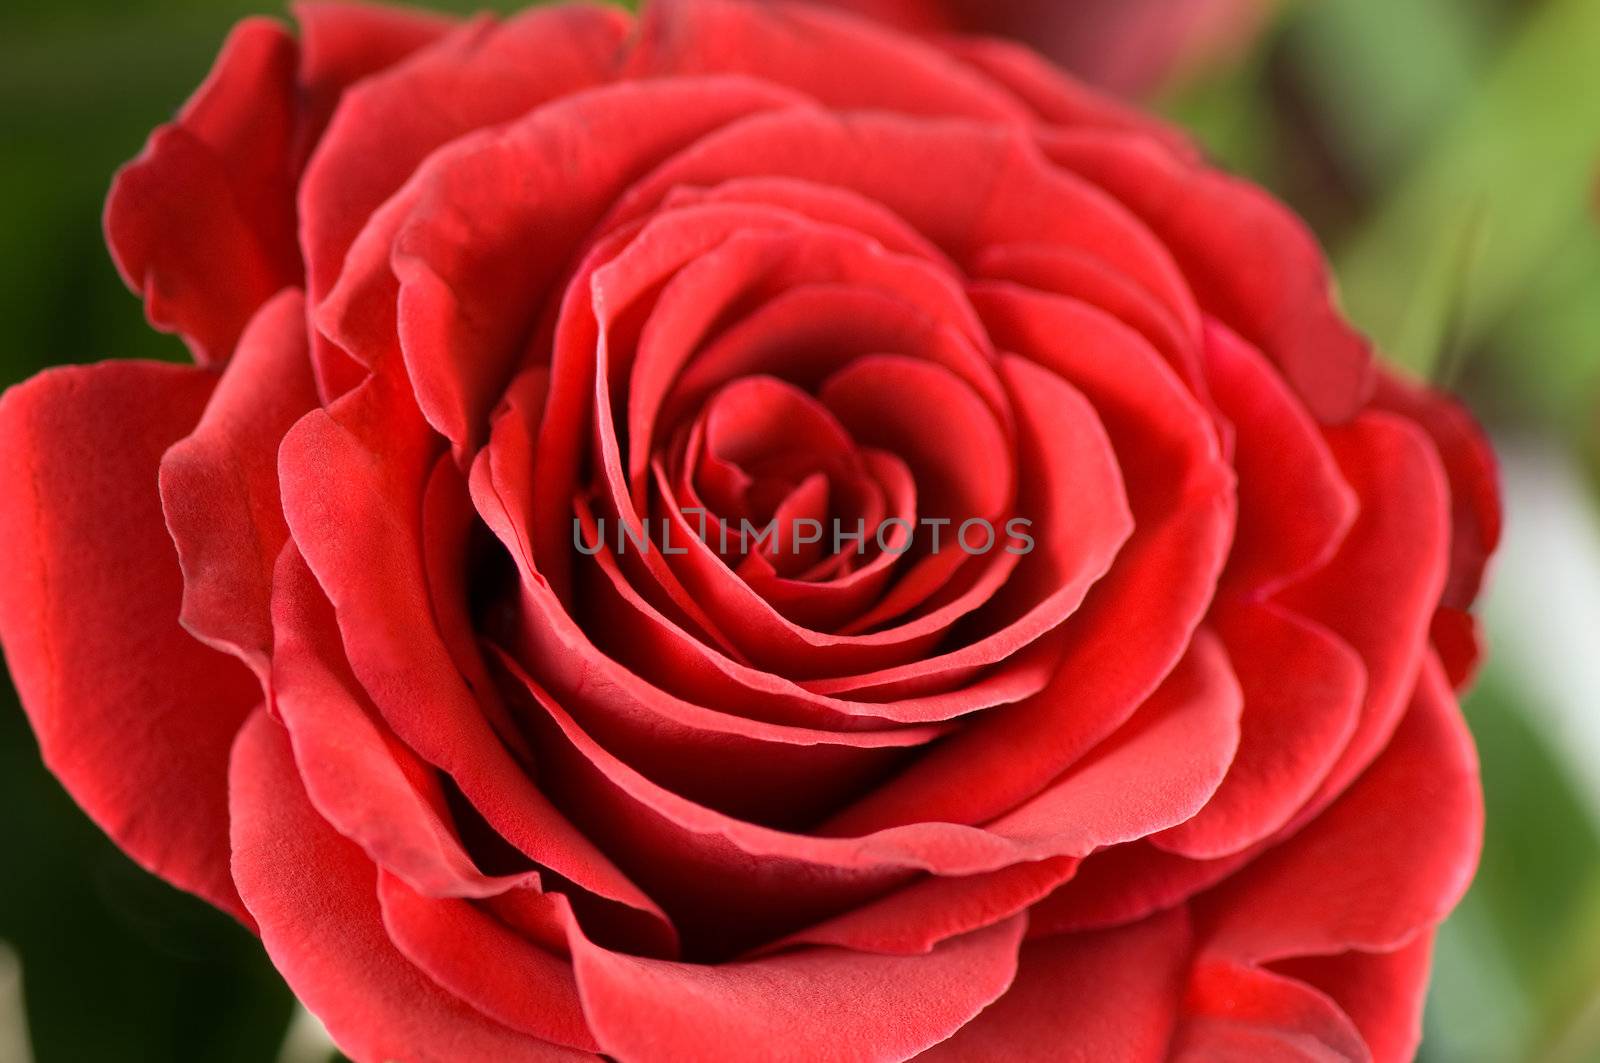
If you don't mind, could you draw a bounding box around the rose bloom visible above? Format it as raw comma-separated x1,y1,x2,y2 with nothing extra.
0,1,1499,1060
815,0,1276,96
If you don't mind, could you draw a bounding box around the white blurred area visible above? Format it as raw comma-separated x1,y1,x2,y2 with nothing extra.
276,1003,336,1063
1485,435,1600,815
0,944,31,1063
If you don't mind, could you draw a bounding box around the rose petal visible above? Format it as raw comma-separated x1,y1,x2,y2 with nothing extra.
292,0,456,162
1027,842,1246,937
105,19,300,365
301,4,631,396
490,626,1239,955
571,910,1026,1063
1045,131,1375,424
1205,319,1357,596
377,873,598,1051
922,906,1191,1061
1175,957,1369,1062
160,288,317,682
825,285,1231,833
229,709,586,1062
269,542,537,900
279,374,673,945
769,857,1079,956
609,109,1194,326
1273,933,1436,1063
1151,600,1364,860
1372,371,1501,609
0,361,259,920
943,34,1195,150
1194,656,1481,964
1279,412,1450,807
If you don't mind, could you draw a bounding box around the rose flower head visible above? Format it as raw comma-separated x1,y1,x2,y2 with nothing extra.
0,1,1499,1060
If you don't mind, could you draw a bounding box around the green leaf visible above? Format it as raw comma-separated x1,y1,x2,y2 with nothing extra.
1333,0,1600,377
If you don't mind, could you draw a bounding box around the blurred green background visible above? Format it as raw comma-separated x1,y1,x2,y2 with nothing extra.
1,0,1597,1060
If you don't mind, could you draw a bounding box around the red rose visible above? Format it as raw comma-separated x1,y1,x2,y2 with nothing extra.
810,0,1276,96
0,2,1498,1060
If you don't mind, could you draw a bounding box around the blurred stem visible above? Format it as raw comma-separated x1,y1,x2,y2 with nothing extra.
0,944,31,1063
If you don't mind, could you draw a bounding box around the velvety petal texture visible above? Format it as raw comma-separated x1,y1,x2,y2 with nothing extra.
0,1,1497,1061
0,362,260,920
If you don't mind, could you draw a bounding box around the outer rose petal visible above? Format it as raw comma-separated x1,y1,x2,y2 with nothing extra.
278,374,675,950
0,362,260,921
1273,933,1436,1063
1195,657,1481,965
1371,373,1499,608
1151,601,1363,860
229,709,587,1062
570,913,1025,1063
268,543,541,900
377,873,600,1052
629,0,1028,122
1205,320,1356,596
1176,958,1369,1062
104,5,452,367
1045,132,1375,424
920,906,1191,1061
300,3,631,397
292,0,458,162
105,20,300,365
1280,412,1450,807
160,288,318,682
